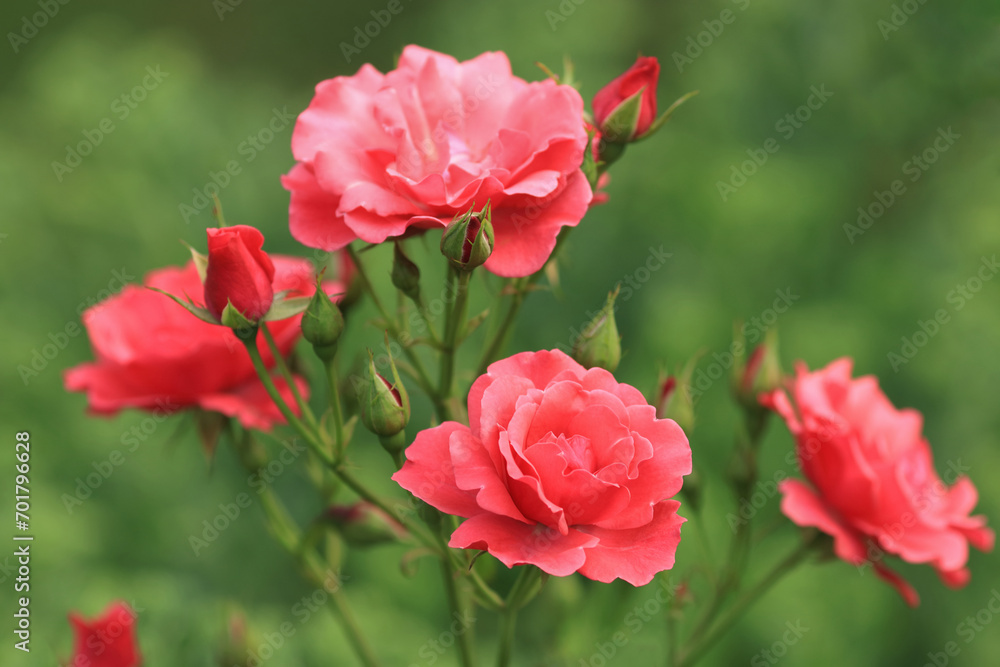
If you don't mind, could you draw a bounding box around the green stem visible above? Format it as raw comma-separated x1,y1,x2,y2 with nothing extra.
476,227,573,376
325,356,346,457
439,268,471,420
494,608,517,667
440,542,477,667
676,540,815,667
242,441,380,667
494,566,541,667
260,324,320,433
346,244,443,416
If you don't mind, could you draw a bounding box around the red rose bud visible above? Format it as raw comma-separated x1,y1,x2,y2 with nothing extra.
301,280,344,362
732,328,782,410
593,56,660,143
655,373,695,433
572,286,621,372
359,346,410,439
325,502,406,547
204,225,276,323
67,601,142,667
441,202,494,271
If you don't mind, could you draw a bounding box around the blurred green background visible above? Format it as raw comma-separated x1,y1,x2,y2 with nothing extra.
1,0,998,665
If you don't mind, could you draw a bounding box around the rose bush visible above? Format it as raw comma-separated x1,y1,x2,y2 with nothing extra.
392,349,691,586
763,358,994,605
282,45,593,277
65,256,342,430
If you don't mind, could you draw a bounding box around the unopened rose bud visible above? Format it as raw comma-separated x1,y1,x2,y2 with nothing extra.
656,374,695,433
391,242,422,301
324,502,406,547
732,328,782,410
593,56,660,144
301,280,344,362
204,225,276,324
359,346,410,438
572,286,621,372
441,202,494,271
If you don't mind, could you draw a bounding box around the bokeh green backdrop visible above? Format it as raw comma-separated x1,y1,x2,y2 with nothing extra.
1,0,998,665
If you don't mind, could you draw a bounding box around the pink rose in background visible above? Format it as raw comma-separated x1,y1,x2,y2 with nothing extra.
65,256,344,430
392,350,691,585
763,358,994,606
282,45,592,277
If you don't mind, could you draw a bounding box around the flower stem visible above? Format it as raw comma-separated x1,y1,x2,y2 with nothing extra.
439,267,471,421
324,355,346,457
676,539,815,667
346,244,443,415
494,566,543,667
234,432,380,667
259,324,321,433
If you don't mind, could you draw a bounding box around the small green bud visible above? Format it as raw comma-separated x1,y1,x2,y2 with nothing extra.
572,286,621,372
441,202,494,271
731,327,782,410
391,242,422,301
301,283,344,361
359,345,410,438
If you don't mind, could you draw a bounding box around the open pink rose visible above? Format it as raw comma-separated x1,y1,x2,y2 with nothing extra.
392,350,691,585
763,358,994,606
282,45,593,277
65,256,343,430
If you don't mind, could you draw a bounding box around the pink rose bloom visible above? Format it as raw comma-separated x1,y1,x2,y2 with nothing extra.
392,350,691,585
65,256,343,430
763,358,994,606
282,45,593,278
